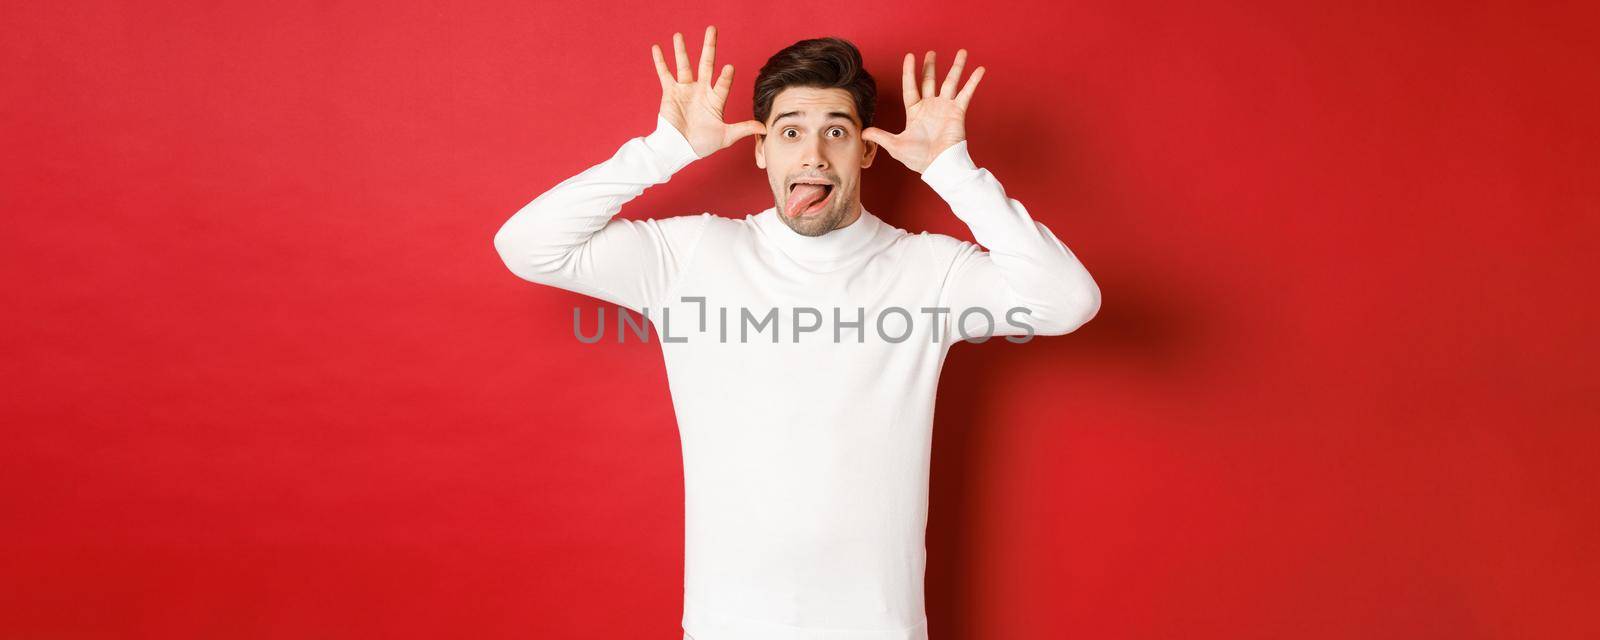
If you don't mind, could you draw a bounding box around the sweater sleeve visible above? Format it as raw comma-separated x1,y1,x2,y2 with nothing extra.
493,115,712,314
920,140,1102,340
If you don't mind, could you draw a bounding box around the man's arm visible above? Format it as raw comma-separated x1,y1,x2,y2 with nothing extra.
491,25,763,314
921,140,1101,339
863,48,1099,341
492,116,707,313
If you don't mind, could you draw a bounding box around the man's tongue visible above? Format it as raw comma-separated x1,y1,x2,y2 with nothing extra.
786,184,830,217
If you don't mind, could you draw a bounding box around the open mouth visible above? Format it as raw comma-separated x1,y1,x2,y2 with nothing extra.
786,181,835,217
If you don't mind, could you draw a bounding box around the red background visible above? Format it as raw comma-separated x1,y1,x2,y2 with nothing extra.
3,1,1596,637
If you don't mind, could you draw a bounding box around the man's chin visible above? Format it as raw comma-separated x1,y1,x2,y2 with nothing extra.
781,207,840,237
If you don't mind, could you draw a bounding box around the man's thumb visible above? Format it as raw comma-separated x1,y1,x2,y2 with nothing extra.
862,127,893,152
725,120,766,144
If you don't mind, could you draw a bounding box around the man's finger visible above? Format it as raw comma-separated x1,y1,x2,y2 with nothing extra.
862,126,896,155
697,25,716,85
955,66,985,110
940,49,967,98
673,32,692,83
899,53,918,109
724,119,766,145
713,64,735,102
652,44,675,89
920,51,937,99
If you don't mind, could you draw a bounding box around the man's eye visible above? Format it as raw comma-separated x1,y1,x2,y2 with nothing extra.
828,127,845,138
783,129,798,138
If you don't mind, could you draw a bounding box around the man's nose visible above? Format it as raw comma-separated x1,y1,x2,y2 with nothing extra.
800,138,828,170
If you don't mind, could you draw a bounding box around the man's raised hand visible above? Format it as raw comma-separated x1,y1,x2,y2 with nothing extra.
652,26,766,158
862,49,985,174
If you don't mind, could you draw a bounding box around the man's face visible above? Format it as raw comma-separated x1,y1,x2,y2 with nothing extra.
755,86,878,237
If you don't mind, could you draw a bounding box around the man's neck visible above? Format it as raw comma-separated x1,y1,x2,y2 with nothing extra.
834,203,863,231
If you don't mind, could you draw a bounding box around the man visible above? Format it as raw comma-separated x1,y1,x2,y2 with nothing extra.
494,26,1100,640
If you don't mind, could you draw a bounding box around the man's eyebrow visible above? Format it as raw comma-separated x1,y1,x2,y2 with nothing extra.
772,110,860,127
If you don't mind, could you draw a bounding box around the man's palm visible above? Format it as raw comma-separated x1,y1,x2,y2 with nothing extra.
864,50,985,174
652,26,764,158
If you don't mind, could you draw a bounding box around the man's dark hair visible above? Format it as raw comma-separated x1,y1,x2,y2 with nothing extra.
753,37,877,130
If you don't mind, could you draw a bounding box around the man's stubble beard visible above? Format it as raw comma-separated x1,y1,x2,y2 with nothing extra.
778,187,855,238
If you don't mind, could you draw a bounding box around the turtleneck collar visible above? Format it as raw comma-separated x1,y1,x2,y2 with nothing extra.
752,206,884,267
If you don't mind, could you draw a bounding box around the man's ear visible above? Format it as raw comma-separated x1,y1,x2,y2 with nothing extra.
754,135,766,169
861,139,879,169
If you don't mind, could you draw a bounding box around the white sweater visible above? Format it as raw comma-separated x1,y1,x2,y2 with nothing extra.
494,116,1100,640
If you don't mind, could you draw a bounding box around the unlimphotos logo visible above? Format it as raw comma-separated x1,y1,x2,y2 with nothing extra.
571,296,1038,344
